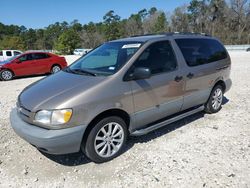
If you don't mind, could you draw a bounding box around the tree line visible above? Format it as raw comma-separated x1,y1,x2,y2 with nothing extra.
0,0,250,54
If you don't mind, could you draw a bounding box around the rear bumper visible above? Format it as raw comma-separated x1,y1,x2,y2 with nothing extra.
225,78,232,93
10,108,87,155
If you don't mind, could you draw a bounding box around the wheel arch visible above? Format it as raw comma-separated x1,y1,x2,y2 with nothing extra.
51,63,61,69
213,79,226,93
81,108,130,148
50,64,62,73
0,68,15,78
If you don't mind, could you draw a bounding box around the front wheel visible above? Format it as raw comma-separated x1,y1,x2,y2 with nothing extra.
83,116,128,163
0,70,14,81
205,85,223,113
51,65,61,74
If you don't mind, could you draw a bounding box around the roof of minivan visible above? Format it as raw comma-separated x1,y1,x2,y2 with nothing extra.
112,33,213,43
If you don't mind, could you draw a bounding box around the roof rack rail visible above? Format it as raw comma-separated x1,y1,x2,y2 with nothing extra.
130,32,211,38
164,32,211,37
130,33,159,37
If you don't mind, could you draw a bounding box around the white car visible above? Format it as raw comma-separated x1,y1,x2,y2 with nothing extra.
0,50,23,61
73,49,92,56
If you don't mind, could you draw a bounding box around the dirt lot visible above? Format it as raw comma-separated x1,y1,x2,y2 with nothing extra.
0,52,250,188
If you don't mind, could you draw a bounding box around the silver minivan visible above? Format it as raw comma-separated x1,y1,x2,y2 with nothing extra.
10,33,232,163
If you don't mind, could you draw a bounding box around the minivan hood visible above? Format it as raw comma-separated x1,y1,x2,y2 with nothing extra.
19,71,106,111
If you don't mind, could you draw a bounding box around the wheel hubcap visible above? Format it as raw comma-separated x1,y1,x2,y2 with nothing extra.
94,122,124,158
2,70,12,80
52,66,60,73
212,88,223,110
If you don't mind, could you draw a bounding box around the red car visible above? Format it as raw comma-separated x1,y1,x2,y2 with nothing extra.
0,52,67,81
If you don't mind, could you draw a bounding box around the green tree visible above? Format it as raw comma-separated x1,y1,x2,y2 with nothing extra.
208,0,228,37
43,22,68,49
188,0,209,32
126,9,148,35
0,36,25,50
149,7,158,15
154,12,168,33
21,28,36,50
54,29,80,54
71,19,82,32
103,10,123,40
138,9,148,21
171,5,190,32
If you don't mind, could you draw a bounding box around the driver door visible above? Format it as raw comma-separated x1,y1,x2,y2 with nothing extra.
129,40,184,130
14,54,37,76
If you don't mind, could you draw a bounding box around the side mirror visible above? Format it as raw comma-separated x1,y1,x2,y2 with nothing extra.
125,67,151,81
15,59,21,64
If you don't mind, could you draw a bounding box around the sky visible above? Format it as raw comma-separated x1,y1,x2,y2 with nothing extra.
0,0,191,29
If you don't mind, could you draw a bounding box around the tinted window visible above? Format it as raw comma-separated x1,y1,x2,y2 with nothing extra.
133,41,177,74
0,51,2,56
175,38,227,67
19,54,33,62
14,51,21,56
6,51,12,56
33,53,48,60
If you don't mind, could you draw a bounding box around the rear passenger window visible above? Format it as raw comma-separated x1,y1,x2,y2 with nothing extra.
0,51,3,56
6,51,12,56
133,41,177,74
33,53,49,59
175,39,227,66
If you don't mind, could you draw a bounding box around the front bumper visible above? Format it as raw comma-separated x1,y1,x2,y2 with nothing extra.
10,108,87,155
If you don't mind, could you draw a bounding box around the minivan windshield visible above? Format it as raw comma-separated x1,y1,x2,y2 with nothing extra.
68,41,143,76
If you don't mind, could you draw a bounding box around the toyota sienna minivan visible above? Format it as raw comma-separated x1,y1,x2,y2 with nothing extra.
10,33,232,163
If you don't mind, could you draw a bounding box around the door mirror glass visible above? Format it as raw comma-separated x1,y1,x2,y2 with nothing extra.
126,67,151,81
15,59,21,64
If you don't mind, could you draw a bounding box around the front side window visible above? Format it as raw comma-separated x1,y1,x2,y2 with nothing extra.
175,38,227,67
68,42,142,76
133,41,177,75
6,51,12,56
18,54,33,62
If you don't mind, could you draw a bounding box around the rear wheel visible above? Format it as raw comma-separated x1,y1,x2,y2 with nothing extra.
83,116,128,163
51,65,61,74
0,69,14,81
205,85,223,113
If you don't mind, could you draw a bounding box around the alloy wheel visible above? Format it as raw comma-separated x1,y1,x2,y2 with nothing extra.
94,122,125,158
52,66,61,73
212,88,223,110
1,70,13,80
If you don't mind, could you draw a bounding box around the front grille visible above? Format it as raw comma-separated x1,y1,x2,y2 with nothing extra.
16,101,32,123
19,107,30,118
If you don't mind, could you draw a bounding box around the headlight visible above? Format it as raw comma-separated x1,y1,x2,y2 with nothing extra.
34,109,72,125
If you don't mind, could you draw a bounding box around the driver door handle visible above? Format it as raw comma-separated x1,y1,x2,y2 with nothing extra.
187,73,194,79
175,76,183,82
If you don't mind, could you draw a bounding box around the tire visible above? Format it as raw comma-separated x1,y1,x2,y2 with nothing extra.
83,116,128,163
0,69,14,81
204,85,223,114
51,65,61,74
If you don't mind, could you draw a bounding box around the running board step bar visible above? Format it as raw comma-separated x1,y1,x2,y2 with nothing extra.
131,106,204,136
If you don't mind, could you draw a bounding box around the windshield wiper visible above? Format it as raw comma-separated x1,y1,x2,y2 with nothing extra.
69,68,97,76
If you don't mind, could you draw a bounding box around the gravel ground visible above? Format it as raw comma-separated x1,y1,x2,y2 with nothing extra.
0,52,249,188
